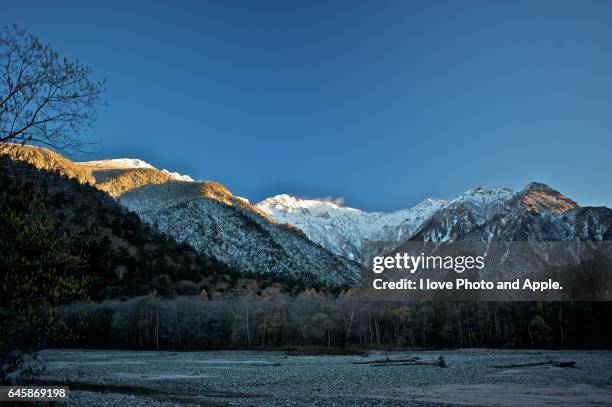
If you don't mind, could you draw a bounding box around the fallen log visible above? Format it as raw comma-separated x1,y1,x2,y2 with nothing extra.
490,360,575,369
369,361,438,367
554,361,576,368
352,356,420,365
369,356,446,368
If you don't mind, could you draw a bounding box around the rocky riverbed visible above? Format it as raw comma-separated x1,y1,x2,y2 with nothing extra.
38,348,612,406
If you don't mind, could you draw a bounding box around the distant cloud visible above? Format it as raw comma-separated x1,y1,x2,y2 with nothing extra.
318,196,345,206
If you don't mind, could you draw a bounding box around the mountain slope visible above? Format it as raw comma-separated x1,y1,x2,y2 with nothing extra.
411,183,612,243
119,182,360,286
1,145,359,286
409,186,518,243
0,155,237,300
393,184,612,301
0,144,95,184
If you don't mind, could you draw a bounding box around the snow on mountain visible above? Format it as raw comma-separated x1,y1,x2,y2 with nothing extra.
158,169,194,182
79,158,155,169
81,159,359,285
410,183,608,244
402,183,612,290
410,186,518,243
256,194,446,262
256,184,604,263
118,182,360,286
79,158,194,182
450,186,516,214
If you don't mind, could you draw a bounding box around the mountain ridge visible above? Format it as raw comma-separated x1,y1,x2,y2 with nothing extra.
2,144,610,286
256,194,447,261
258,184,611,263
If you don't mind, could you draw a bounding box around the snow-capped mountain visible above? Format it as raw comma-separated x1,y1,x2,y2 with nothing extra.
410,182,604,243
79,158,194,183
3,144,610,289
258,184,612,265
79,158,155,169
256,194,446,262
409,186,518,243
394,183,612,299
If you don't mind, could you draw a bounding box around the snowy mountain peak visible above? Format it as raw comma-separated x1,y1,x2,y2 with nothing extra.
257,194,359,215
256,194,447,262
258,184,576,261
412,197,448,211
258,194,302,209
79,158,194,182
452,186,516,206
159,169,194,182
79,158,155,169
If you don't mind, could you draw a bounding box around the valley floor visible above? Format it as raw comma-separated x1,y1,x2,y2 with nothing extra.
38,348,612,406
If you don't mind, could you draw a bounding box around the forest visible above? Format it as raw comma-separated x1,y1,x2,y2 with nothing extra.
56,296,612,351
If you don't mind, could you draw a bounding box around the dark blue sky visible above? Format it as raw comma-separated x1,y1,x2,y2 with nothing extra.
3,1,612,211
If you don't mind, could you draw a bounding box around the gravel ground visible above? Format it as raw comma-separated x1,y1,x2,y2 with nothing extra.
37,348,612,406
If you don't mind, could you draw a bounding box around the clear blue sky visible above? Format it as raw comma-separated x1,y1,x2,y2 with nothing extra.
3,0,612,211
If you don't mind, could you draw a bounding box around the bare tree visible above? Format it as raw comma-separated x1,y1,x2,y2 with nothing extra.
0,25,105,150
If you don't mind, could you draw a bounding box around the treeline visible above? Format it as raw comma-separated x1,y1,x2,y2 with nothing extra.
55,293,612,350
